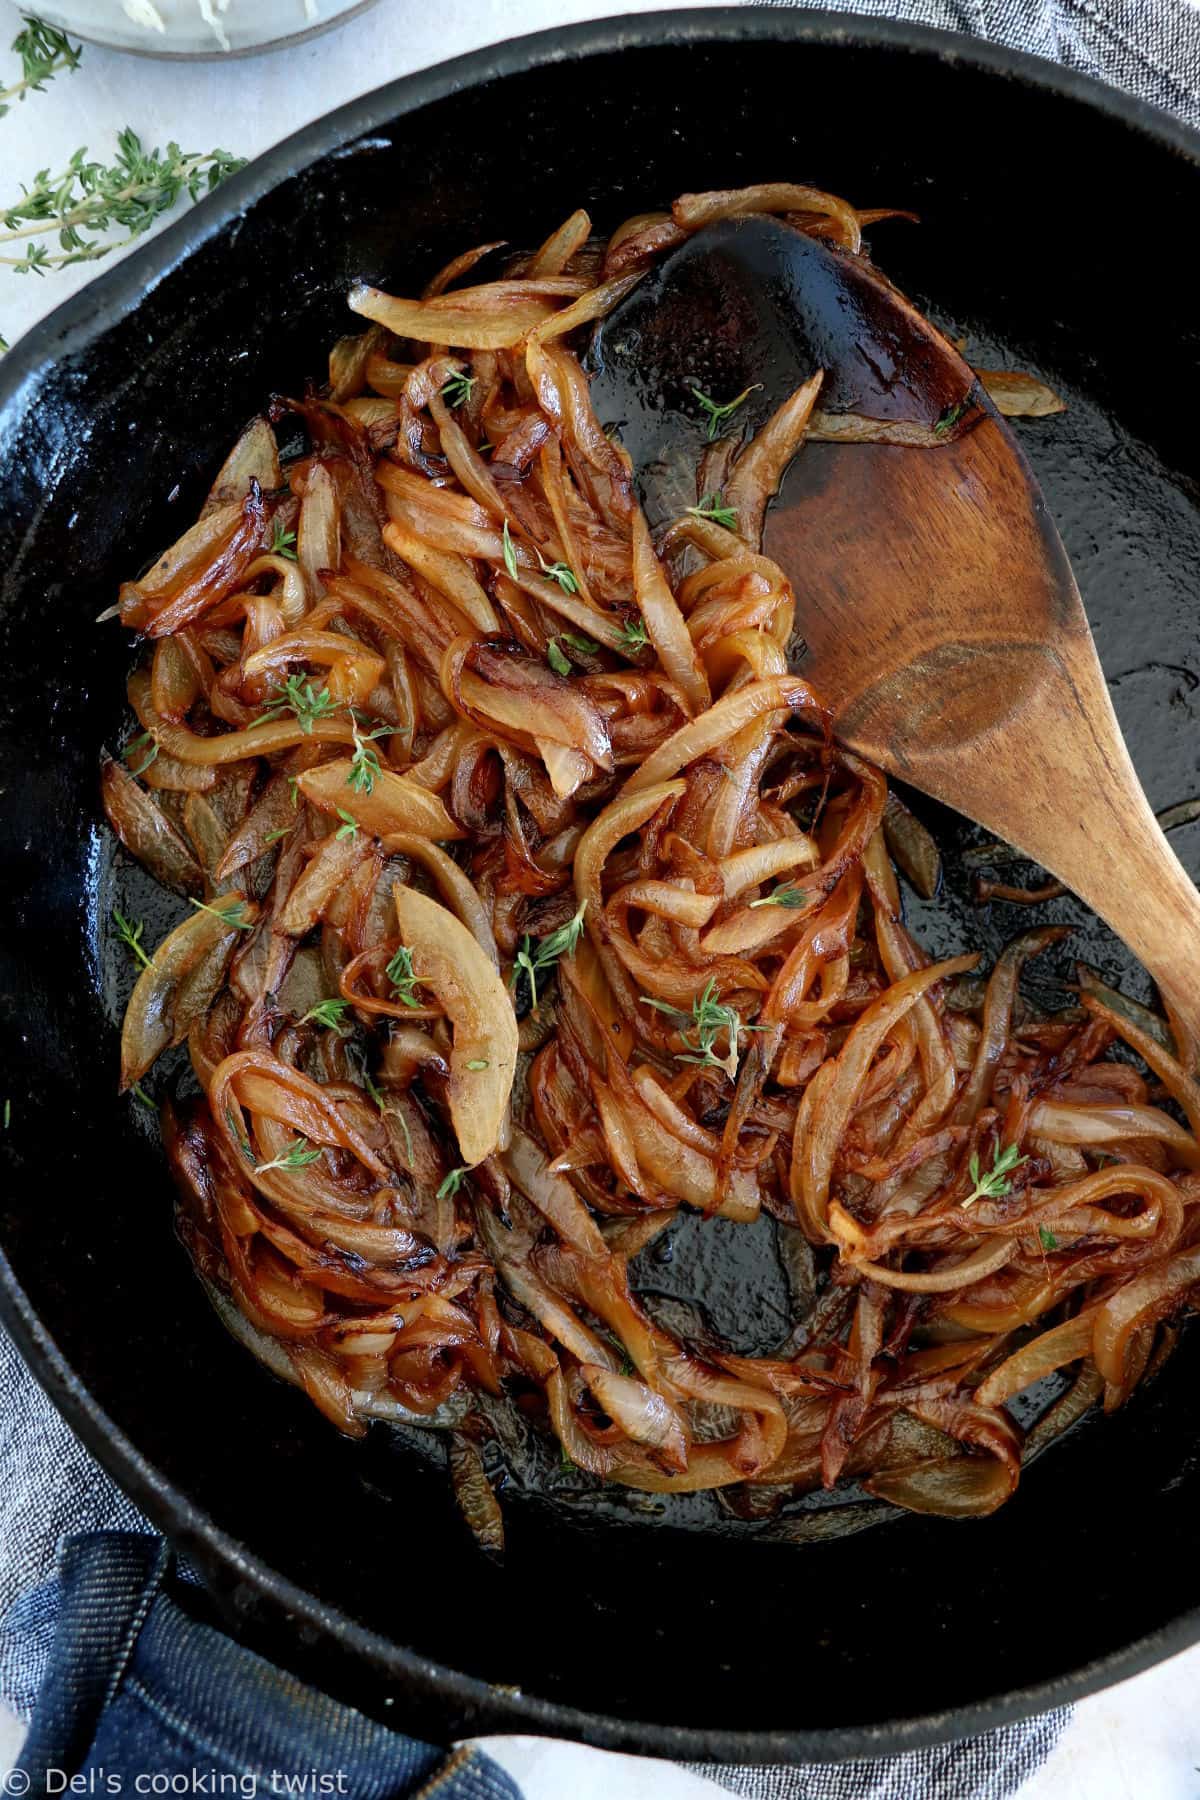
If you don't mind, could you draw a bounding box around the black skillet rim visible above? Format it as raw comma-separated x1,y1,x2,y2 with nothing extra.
3,5,1200,1763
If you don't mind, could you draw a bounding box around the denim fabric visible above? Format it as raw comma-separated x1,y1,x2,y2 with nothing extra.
13,1534,521,1800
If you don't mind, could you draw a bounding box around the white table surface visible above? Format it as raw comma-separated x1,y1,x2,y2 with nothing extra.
1,0,1196,1790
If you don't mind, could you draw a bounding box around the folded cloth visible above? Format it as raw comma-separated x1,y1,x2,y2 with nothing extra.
761,0,1200,128
4,2,1199,1793
12,1532,520,1800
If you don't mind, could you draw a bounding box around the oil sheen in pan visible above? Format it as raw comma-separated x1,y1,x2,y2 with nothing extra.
91,307,1200,1547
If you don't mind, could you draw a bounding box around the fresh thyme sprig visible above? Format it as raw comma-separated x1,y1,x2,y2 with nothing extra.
269,519,297,560
690,384,761,441
253,674,340,734
547,631,596,675
749,883,810,910
335,808,359,841
299,999,352,1034
255,1136,323,1176
112,906,152,969
0,17,82,120
616,616,648,654
127,741,159,776
189,896,253,931
934,400,968,436
535,549,579,595
641,977,756,1082
346,719,389,795
224,1106,254,1163
962,1141,1028,1209
510,899,587,1009
501,518,519,581
685,493,738,530
441,366,476,409
437,1166,468,1201
1038,1225,1059,1252
386,945,425,1008
1,130,244,274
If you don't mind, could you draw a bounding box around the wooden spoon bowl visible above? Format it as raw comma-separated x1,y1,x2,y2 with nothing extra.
592,216,1200,1059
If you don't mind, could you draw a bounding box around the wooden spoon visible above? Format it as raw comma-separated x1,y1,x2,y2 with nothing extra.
590,215,1200,1063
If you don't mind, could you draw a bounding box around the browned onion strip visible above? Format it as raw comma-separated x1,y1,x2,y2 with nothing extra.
1092,1243,1200,1390
297,759,463,841
672,183,863,254
348,275,591,350
1080,991,1200,1141
976,368,1066,417
393,883,517,1166
381,520,499,635
792,954,979,1240
725,372,823,550
624,675,827,794
630,510,710,716
1028,1098,1200,1168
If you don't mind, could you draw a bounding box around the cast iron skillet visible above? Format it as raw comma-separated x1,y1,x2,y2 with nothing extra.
3,7,1200,1765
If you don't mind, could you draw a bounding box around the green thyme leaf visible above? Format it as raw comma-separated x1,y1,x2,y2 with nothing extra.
501,518,518,581
252,674,340,734
640,976,758,1082
269,519,297,560
127,741,159,777
1,131,244,273
536,549,579,595
299,998,351,1034
962,1140,1028,1209
690,384,761,441
685,492,738,530
748,884,810,910
255,1135,323,1175
112,906,152,969
934,400,968,435
347,719,389,796
189,896,253,931
509,899,587,1009
0,17,82,120
441,366,476,409
386,944,425,1008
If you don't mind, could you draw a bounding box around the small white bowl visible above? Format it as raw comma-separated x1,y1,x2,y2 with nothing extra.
30,0,381,57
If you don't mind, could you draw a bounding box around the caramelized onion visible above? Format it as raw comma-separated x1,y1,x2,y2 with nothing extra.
104,182,1186,1528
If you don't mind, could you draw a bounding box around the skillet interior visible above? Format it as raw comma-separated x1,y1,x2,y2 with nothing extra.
3,9,1200,1762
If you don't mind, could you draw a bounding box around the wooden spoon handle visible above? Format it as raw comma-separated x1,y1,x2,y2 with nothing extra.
887,628,1200,1066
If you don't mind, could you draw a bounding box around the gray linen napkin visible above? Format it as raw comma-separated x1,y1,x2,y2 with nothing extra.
763,0,1200,128
4,1,1199,1789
